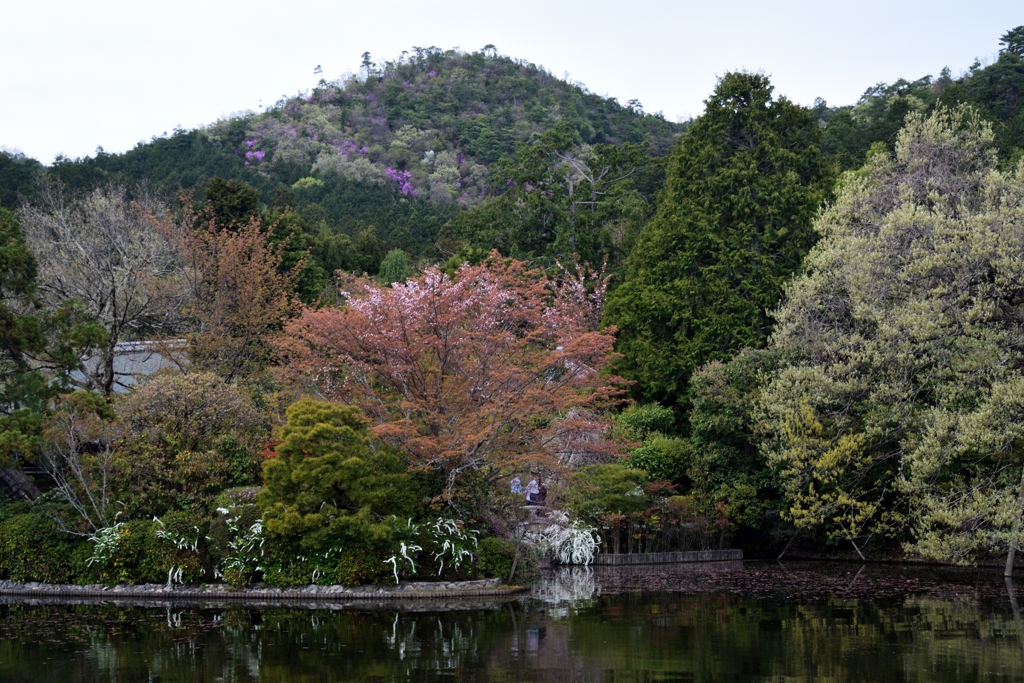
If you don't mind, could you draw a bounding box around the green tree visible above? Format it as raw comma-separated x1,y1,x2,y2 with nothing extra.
821,78,937,170
204,177,261,229
762,105,1024,565
258,401,417,554
688,347,783,537
616,402,691,485
378,248,411,284
1,207,106,484
0,208,45,411
455,121,661,268
564,463,651,524
114,372,268,516
1001,25,1024,56
0,151,43,210
605,72,833,411
0,209,49,485
625,435,691,485
264,208,326,303
352,226,384,275
952,37,1024,163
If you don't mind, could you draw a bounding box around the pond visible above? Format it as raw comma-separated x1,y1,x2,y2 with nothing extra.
1,561,1023,682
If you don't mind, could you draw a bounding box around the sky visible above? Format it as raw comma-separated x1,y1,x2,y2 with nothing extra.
2,0,1020,164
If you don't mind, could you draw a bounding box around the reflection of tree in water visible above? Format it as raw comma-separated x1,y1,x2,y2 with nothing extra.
386,615,477,671
3,575,1024,681
532,567,600,610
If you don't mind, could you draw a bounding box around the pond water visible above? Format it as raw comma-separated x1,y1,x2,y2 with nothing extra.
1,561,1023,682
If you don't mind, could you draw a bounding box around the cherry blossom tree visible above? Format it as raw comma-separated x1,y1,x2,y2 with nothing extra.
280,254,625,501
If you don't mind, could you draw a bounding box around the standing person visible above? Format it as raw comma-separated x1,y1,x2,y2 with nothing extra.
524,475,539,503
510,475,522,495
536,481,547,505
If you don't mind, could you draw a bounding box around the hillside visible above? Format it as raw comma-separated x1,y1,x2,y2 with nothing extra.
0,47,680,266
2,36,1021,275
813,30,1024,169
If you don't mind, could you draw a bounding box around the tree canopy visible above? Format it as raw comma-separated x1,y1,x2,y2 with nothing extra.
606,72,833,410
453,121,662,268
763,105,1024,563
280,255,624,508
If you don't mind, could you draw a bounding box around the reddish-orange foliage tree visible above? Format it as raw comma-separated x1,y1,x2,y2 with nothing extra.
281,254,625,497
152,198,302,384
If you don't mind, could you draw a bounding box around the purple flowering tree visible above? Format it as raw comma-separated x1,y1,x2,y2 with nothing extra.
385,167,418,196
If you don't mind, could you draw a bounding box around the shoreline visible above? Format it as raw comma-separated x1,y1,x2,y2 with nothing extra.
0,577,528,604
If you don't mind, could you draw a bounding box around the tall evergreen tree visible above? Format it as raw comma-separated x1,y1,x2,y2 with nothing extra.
605,72,832,410
0,208,44,411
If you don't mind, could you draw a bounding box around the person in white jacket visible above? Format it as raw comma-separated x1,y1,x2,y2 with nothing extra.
524,476,539,503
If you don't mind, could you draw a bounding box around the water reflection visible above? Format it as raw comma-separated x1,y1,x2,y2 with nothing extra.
533,566,599,611
0,563,1022,682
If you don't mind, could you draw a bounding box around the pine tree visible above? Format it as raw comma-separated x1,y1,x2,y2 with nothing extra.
605,72,832,409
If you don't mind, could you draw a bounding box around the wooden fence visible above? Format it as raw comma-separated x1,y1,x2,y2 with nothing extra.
590,549,743,566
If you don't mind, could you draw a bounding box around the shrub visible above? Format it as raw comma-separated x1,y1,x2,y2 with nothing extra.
260,539,391,587
564,463,651,522
419,518,478,579
617,402,676,439
0,512,91,583
151,510,208,585
626,435,692,484
526,512,601,565
94,519,163,584
476,536,539,583
259,401,417,557
115,371,269,516
206,503,264,588
332,547,392,585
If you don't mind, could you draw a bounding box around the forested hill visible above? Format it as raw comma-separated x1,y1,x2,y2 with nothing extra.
69,48,678,198
1,37,1022,277
813,31,1024,169
0,47,680,268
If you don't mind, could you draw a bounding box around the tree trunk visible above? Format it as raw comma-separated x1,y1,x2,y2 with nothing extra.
507,544,520,585
1006,465,1024,577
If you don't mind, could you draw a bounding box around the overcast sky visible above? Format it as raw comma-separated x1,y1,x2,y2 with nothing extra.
2,1,1020,163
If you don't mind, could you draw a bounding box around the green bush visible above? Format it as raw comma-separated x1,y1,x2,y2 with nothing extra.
260,538,391,587
151,510,209,584
475,536,538,584
207,501,261,583
210,503,266,588
626,435,692,484
259,401,417,557
331,547,391,585
94,520,163,584
565,464,651,522
617,402,676,439
0,512,91,583
84,512,209,586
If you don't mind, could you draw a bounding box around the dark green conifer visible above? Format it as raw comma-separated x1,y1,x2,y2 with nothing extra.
605,72,833,410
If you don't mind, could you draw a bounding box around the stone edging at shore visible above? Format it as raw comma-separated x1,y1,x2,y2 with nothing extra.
0,577,528,602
